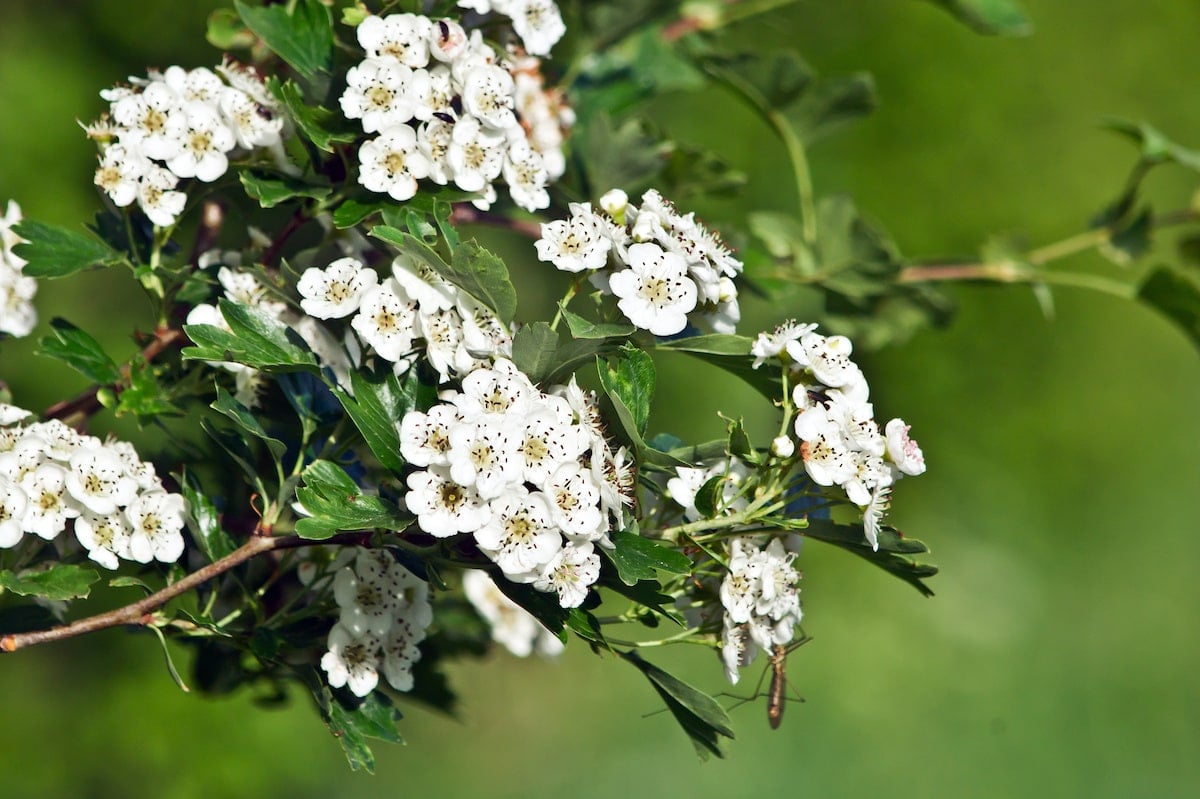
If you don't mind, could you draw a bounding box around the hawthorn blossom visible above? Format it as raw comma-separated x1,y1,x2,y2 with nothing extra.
124,491,187,564
297,258,378,320
358,126,431,201
608,242,697,336
405,464,491,536
462,570,565,658
351,278,419,361
533,542,600,608
536,206,612,273
321,623,382,697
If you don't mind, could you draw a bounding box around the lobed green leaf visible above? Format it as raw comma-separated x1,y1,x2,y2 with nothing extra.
183,299,319,372
239,170,332,208
333,366,428,475
294,460,412,540
0,564,100,601
270,78,358,153
11,220,123,278
511,322,560,383
606,528,692,586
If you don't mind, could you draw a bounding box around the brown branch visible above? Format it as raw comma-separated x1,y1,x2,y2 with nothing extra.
0,531,372,653
261,208,308,269
188,201,226,267
43,326,187,426
450,203,543,239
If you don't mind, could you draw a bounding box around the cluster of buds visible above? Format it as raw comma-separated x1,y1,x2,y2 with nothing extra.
340,11,572,211
88,61,284,227
536,189,744,336
0,404,188,569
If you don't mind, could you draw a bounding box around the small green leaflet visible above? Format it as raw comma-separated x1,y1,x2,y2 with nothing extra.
316,687,403,773
294,460,411,540
270,78,357,153
560,306,636,340
606,529,692,586
0,564,100,601
36,318,122,384
1138,267,1200,353
333,366,428,475
181,474,237,563
239,170,332,208
11,220,123,278
511,322,560,383
212,387,287,460
597,343,655,438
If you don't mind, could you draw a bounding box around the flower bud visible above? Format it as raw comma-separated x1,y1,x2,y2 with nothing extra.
770,435,795,459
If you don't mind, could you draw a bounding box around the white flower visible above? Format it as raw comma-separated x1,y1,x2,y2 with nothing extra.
112,82,186,161
429,18,469,63
447,115,506,193
219,86,283,149
474,487,561,578
793,407,857,488
0,270,38,339
297,257,378,320
608,242,698,336
863,486,891,551
391,253,456,313
64,445,137,515
508,0,567,57
535,206,612,273
418,119,456,185
462,65,517,131
165,103,236,182
321,622,381,697
599,189,628,220
452,359,536,419
334,564,396,637
515,405,587,487
381,617,424,691
405,464,491,536
462,570,564,658
418,307,465,382
0,404,31,426
19,463,78,540
885,418,926,476
137,165,188,227
503,140,550,212
74,510,132,570
94,144,149,207
543,462,606,541
0,475,28,548
340,58,430,132
534,541,600,608
399,404,459,467
357,13,433,68
162,66,225,107
357,125,431,201
446,417,522,499
124,491,187,564
351,278,418,361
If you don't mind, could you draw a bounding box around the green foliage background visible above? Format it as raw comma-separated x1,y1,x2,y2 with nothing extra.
2,1,1199,796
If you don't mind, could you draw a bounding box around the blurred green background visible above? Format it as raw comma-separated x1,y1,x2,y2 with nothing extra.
3,1,1200,797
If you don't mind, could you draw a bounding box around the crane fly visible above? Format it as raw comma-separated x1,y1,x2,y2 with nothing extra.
724,634,810,729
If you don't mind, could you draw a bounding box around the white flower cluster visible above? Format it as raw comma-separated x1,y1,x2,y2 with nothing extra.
296,253,512,384
401,358,634,608
456,1,567,57
88,60,284,227
0,404,188,568
320,549,432,697
0,201,36,339
718,536,803,684
462,569,564,657
752,320,927,549
535,189,744,336
340,12,572,211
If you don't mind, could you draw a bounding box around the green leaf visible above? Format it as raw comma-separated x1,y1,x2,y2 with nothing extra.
212,387,287,460
270,78,358,153
923,0,1033,36
183,299,319,371
332,198,383,229
0,564,100,600
606,528,692,586
620,650,734,760
239,170,332,208
692,474,726,519
1099,206,1153,266
578,115,669,196
371,227,517,323
1138,266,1200,352
317,688,403,773
561,307,636,340
235,0,333,79
11,220,123,278
333,366,426,475
201,417,261,483
511,322,559,383
804,519,938,596
726,417,760,465
36,318,122,384
295,460,412,539
181,474,237,563
597,343,655,438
